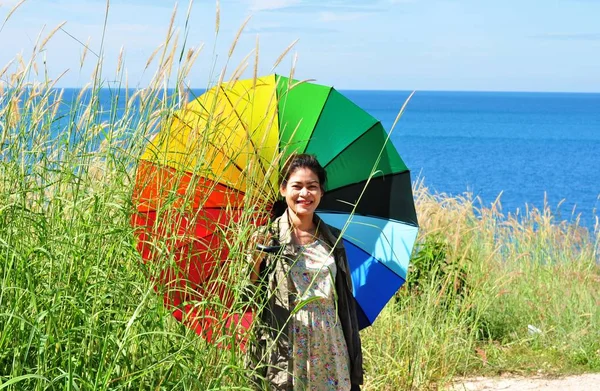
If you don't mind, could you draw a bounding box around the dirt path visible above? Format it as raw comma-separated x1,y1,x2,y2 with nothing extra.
449,373,600,390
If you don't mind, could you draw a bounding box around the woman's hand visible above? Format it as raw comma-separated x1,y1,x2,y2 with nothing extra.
248,231,272,283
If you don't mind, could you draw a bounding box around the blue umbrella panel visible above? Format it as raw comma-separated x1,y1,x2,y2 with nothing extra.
320,213,418,329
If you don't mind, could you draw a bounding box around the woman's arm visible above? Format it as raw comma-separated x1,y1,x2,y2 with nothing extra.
248,230,276,283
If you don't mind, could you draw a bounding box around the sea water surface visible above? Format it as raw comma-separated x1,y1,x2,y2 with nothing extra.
343,90,600,230
58,88,600,229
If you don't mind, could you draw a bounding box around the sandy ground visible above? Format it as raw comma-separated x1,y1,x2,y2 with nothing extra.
448,374,600,390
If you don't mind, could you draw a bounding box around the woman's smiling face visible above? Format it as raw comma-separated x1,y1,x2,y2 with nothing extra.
280,167,323,217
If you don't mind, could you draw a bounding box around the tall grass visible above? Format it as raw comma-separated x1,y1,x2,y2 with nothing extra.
0,2,260,390
360,182,599,390
1,2,599,390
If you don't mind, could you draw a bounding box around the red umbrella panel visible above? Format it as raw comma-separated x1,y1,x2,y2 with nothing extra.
131,159,267,346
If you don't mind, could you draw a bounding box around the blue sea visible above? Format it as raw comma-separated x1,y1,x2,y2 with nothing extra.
343,90,600,230
60,88,600,230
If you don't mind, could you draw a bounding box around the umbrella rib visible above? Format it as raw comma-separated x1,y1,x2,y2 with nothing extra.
322,213,414,270
322,121,380,170
136,157,249,207
343,237,409,280
322,169,411,192
172,111,246,176
319,171,418,225
218,84,270,184
321,171,412,198
301,86,333,155
317,208,412,226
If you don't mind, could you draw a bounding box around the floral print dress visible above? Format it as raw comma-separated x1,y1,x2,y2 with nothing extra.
288,239,351,391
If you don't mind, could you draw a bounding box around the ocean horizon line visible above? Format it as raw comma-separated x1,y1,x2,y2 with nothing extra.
36,85,600,95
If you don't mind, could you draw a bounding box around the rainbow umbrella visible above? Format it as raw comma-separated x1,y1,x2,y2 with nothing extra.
131,74,418,337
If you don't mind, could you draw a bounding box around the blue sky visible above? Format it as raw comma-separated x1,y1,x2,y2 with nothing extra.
1,0,599,91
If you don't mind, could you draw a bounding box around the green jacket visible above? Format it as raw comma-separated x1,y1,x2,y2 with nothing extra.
252,210,364,389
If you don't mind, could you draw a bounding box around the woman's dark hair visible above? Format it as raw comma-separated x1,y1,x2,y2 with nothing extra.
279,153,327,191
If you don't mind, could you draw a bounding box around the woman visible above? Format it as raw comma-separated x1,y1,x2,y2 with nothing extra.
250,153,363,391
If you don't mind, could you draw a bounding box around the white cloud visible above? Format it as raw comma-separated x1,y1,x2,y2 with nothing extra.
534,32,600,41
318,11,364,23
246,0,301,12
0,0,22,7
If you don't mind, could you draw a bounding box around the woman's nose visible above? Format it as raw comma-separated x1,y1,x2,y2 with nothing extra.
299,188,308,196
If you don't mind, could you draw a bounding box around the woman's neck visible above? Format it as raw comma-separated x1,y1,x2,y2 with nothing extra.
287,209,315,232
288,210,319,246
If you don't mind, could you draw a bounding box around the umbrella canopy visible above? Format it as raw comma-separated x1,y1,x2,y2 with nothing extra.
131,74,418,338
